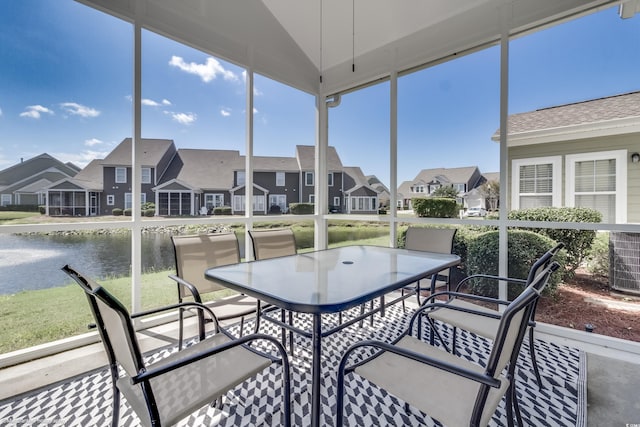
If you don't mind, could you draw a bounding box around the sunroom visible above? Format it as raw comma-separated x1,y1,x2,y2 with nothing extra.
1,0,639,425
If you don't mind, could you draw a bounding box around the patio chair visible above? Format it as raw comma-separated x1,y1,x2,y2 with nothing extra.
422,242,564,389
170,232,259,347
61,265,291,427
395,226,458,315
336,260,560,427
248,228,298,351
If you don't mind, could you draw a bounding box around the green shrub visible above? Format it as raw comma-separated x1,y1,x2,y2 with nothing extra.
586,232,609,277
123,208,132,216
142,201,155,211
466,230,565,298
38,205,46,214
212,206,232,215
0,204,40,212
112,208,123,216
143,209,155,217
509,207,601,274
289,203,314,215
412,197,459,218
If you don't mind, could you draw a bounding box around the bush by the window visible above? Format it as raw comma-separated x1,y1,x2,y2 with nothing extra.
143,209,155,217
289,203,314,215
123,208,132,216
508,207,601,275
412,197,459,218
586,231,609,277
466,230,565,298
212,206,232,215
112,208,123,216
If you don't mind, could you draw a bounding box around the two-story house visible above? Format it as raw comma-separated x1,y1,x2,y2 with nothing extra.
397,166,485,210
0,154,79,209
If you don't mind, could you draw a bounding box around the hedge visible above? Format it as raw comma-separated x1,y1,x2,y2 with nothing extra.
0,204,40,212
289,203,314,215
213,206,232,215
466,230,565,298
412,197,459,218
508,207,601,274
112,208,123,216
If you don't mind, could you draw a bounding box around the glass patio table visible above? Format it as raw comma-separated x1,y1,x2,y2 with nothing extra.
204,245,461,427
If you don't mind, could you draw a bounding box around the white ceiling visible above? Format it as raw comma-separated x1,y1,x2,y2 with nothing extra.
77,0,617,95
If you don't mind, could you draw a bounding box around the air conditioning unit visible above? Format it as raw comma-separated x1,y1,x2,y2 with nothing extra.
609,232,640,294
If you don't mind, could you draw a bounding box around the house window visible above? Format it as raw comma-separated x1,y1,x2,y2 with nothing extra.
276,172,285,187
237,171,245,186
328,173,334,187
140,193,146,205
1,194,11,206
269,194,287,212
566,150,626,223
412,185,424,193
309,194,315,203
141,167,151,184
512,156,562,210
350,196,377,211
454,183,466,192
305,172,314,186
107,195,114,206
333,196,340,206
232,195,266,211
124,193,132,209
205,193,224,208
115,167,127,184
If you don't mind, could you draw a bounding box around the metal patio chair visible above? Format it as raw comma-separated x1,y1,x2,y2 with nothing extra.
421,242,564,389
62,264,291,427
336,260,560,427
170,232,259,347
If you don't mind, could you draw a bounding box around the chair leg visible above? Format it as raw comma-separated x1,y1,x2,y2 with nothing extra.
528,327,543,389
178,307,185,350
239,316,245,337
109,365,121,427
254,302,262,334
288,311,294,354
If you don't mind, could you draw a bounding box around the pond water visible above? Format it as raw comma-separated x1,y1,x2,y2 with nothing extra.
0,233,178,294
0,227,389,294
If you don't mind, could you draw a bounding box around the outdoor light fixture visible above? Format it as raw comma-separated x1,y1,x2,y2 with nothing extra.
631,152,640,163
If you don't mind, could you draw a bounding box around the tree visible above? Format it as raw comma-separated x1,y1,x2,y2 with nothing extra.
431,185,459,199
478,180,499,211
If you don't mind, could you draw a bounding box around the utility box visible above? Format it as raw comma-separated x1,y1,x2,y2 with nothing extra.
609,232,640,295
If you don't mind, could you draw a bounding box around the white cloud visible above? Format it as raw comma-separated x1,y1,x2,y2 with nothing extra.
141,98,160,107
162,99,172,106
169,55,238,83
54,149,111,168
0,107,3,117
84,138,103,147
171,112,197,125
20,105,55,119
60,102,100,118
220,108,231,117
253,107,259,114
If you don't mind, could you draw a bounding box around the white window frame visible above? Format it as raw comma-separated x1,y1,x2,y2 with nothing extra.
115,167,127,184
233,195,244,211
205,193,224,208
511,156,562,210
232,194,266,212
276,172,285,187
1,194,11,206
253,195,265,212
305,172,314,186
327,172,334,187
141,167,151,184
333,196,340,206
106,195,115,206
454,183,466,192
565,150,627,224
309,194,315,203
269,194,287,212
237,171,246,186
413,185,424,193
350,196,377,211
124,193,132,209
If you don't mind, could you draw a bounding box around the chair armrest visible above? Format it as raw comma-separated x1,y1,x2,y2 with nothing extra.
131,332,290,384
408,298,503,333
168,274,203,303
131,301,222,331
421,290,510,308
455,274,527,293
339,339,501,389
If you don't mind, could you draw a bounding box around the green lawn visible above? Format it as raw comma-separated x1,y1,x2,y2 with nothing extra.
0,211,40,224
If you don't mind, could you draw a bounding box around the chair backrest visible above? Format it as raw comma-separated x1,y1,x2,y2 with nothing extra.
62,265,144,378
525,242,564,287
172,232,241,297
404,226,457,255
249,228,297,260
474,260,560,425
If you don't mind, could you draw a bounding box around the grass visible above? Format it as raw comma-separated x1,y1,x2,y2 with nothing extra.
0,211,40,224
0,234,389,354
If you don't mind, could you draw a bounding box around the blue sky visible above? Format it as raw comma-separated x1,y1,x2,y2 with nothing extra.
0,1,638,186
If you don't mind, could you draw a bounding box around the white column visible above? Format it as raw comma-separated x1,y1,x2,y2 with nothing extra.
131,17,143,313
314,95,329,250
245,67,255,258
389,70,398,247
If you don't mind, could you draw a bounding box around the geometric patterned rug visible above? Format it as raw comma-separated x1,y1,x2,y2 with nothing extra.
0,304,586,426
